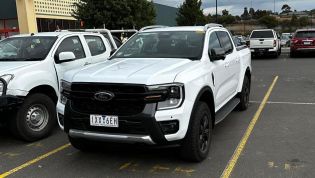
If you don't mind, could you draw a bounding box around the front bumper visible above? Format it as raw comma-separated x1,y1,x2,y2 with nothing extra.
64,101,180,145
69,129,155,144
0,95,24,111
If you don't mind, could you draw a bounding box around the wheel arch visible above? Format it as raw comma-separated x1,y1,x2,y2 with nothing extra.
28,85,58,104
190,86,215,128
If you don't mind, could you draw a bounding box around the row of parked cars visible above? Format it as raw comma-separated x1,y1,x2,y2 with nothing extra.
0,24,252,162
236,28,315,58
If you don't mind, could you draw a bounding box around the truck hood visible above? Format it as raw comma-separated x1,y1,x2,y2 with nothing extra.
0,62,37,76
67,58,195,85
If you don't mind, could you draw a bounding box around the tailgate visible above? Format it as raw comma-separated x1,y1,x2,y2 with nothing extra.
250,39,274,48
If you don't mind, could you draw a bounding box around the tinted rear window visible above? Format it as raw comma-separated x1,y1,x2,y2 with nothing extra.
251,31,274,38
295,31,315,38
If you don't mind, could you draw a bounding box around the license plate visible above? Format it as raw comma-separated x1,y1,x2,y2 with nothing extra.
304,42,311,45
90,115,119,127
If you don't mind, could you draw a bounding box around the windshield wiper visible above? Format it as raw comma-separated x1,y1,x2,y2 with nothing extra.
23,58,43,61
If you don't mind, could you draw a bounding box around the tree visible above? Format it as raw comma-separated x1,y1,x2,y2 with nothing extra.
176,0,206,26
249,8,255,18
299,16,310,27
222,9,229,16
253,9,272,19
218,15,236,24
290,14,299,26
126,0,156,29
259,16,278,28
72,0,156,29
241,7,250,20
281,4,292,13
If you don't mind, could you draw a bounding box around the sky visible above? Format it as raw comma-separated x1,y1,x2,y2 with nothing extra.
154,0,315,15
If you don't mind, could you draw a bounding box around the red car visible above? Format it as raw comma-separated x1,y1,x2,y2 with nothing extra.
290,29,315,57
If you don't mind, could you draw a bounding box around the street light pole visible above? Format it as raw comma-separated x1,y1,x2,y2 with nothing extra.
216,0,218,23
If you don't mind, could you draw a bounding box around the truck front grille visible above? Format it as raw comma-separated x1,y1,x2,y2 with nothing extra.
69,83,147,116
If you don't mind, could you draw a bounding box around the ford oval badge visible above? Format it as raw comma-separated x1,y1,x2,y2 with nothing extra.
94,91,115,101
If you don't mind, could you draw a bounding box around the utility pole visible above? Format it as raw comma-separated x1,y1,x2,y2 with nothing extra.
274,0,276,14
216,0,218,23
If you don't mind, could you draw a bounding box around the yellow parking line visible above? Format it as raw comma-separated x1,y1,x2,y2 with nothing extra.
220,76,279,178
0,143,71,178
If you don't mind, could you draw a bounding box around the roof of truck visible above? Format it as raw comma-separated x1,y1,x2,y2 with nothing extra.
10,31,100,38
141,26,224,33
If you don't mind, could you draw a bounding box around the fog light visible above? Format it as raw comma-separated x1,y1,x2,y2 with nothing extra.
159,120,179,134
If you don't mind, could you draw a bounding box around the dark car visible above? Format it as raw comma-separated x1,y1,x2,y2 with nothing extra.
290,29,315,57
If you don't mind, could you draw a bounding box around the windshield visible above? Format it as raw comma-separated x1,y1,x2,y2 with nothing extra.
295,31,315,38
0,36,57,61
112,31,205,60
251,31,274,38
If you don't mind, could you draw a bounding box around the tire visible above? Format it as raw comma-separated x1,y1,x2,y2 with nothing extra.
69,136,96,151
290,51,297,58
236,76,250,111
273,52,279,58
180,102,213,162
10,93,56,141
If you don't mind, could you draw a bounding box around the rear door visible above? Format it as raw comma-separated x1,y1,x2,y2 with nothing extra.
54,35,88,85
250,30,275,48
210,30,240,108
84,35,111,64
217,31,241,96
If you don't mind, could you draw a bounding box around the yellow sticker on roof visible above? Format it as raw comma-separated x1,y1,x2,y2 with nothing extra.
195,30,205,34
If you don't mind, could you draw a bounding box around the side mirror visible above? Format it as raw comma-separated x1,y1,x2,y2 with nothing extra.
56,52,75,64
110,49,117,56
209,48,226,61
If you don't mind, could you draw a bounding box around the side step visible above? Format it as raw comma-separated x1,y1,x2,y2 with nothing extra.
215,98,240,125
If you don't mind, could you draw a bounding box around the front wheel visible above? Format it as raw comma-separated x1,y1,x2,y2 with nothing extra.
10,93,56,141
180,102,213,162
236,76,250,111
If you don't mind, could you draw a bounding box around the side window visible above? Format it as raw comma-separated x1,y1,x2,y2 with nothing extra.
56,36,85,59
84,36,106,56
208,32,222,55
232,37,241,47
216,31,233,54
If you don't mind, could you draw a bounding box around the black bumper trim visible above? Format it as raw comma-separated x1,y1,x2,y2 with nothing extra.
64,101,168,144
0,95,24,110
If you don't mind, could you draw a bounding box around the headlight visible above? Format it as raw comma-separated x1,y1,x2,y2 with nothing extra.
147,83,184,110
0,74,14,95
60,80,71,105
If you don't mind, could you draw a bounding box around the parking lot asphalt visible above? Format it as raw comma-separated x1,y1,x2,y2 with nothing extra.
1,49,315,178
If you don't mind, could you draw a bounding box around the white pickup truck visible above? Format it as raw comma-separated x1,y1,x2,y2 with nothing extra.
250,29,281,58
0,31,112,141
58,24,252,162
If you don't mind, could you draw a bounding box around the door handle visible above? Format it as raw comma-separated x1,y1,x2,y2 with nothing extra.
84,62,91,66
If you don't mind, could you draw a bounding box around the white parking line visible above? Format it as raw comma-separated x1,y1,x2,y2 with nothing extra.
250,101,315,105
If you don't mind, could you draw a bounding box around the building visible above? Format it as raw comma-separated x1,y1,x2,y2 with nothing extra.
154,3,178,26
0,0,81,38
0,0,19,38
0,0,178,38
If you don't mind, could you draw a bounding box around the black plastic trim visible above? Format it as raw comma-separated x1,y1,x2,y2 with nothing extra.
0,95,24,110
0,78,7,96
